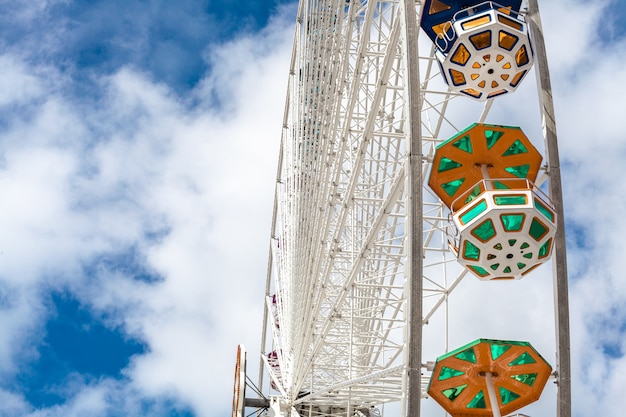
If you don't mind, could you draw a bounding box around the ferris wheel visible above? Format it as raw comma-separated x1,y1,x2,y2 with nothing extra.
233,1,570,417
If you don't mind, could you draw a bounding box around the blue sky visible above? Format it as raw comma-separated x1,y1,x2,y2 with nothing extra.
0,1,295,416
2,0,292,92
0,0,625,416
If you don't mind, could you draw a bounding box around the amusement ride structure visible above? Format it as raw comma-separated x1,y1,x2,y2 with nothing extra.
233,1,570,417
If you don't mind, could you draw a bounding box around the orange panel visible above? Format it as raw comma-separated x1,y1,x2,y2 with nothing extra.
428,123,542,210
427,339,552,417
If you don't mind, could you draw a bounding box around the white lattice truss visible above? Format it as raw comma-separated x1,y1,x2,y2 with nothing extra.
261,1,552,416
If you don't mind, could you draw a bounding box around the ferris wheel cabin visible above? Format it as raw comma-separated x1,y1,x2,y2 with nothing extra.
428,123,557,280
421,0,533,100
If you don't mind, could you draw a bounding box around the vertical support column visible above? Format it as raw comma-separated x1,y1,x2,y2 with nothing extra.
403,0,423,416
527,2,571,417
483,372,502,417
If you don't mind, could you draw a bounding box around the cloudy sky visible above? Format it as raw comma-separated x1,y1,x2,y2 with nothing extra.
0,0,625,416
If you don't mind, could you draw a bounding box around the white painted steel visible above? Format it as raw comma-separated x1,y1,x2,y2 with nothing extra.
255,1,568,417
484,372,502,417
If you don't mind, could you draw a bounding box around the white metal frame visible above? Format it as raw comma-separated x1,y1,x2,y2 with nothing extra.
256,1,570,417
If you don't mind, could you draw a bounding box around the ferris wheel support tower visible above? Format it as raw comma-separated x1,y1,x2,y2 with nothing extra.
239,1,571,417
527,1,571,415
402,1,423,417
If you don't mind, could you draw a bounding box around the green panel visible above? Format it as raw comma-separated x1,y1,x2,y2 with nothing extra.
455,348,477,364
464,185,482,203
502,214,524,231
503,266,512,273
509,352,537,366
493,243,503,250
469,265,489,276
499,386,521,405
490,263,500,271
523,252,533,259
439,366,466,380
491,344,511,360
511,372,538,386
494,181,510,189
485,129,505,149
487,254,496,260
467,390,486,409
439,156,463,172
472,219,496,242
460,200,487,224
529,218,548,241
494,195,527,205
438,341,476,360
442,178,466,197
539,239,552,258
438,124,477,148
484,340,531,347
535,198,555,221
508,239,517,246
517,262,526,269
442,384,468,402
520,242,530,249
502,139,528,156
463,240,481,260
505,164,531,178
453,135,473,153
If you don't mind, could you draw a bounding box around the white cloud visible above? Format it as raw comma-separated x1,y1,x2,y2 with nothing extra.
0,4,293,417
537,1,626,416
1,0,624,416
